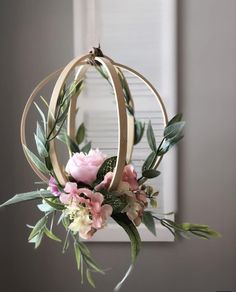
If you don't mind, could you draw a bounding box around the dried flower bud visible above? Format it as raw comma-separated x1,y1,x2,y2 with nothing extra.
140,184,146,190
145,186,153,196
152,191,159,197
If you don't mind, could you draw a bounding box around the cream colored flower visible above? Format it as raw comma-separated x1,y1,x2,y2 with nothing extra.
68,208,93,238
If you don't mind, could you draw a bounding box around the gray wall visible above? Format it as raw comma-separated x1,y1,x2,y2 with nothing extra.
0,1,235,292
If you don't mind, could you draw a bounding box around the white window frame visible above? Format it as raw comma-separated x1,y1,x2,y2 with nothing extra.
73,0,177,242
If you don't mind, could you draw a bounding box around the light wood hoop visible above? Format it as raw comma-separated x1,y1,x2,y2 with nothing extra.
47,55,128,190
21,54,168,188
67,63,135,164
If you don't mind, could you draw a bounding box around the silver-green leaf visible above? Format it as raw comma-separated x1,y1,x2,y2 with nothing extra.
34,134,48,158
28,216,48,241
23,145,49,174
76,123,86,145
44,227,61,242
147,121,157,151
0,190,53,208
142,169,161,179
142,211,156,236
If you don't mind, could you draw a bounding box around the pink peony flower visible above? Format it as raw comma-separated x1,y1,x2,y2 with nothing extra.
95,164,139,191
48,176,61,196
65,149,106,185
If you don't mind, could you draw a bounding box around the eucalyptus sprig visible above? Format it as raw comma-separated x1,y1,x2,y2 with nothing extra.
72,233,105,288
152,215,221,239
139,113,185,182
23,79,85,184
93,62,146,146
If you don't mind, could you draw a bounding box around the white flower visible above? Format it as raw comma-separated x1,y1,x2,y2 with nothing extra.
68,208,93,237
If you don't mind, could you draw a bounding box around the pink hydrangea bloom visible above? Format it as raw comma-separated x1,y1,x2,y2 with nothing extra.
95,171,113,191
122,165,139,191
124,191,147,226
60,184,112,239
78,188,113,229
48,176,61,196
65,149,106,185
95,164,139,191
60,182,85,205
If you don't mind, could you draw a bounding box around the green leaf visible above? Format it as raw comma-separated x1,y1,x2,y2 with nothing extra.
142,211,156,236
29,230,44,249
74,242,81,270
150,199,157,208
34,102,46,133
48,112,68,140
37,203,55,213
164,121,185,140
86,269,96,288
101,190,127,213
81,141,91,154
96,156,117,181
56,129,68,144
157,135,184,155
45,155,53,172
34,134,48,158
61,79,83,106
112,213,141,263
28,216,48,241
83,254,104,274
117,68,131,104
167,113,183,126
0,190,53,208
44,227,61,242
76,123,85,145
23,145,49,174
36,122,45,143
142,169,161,179
77,241,91,257
57,84,66,107
57,129,80,154
134,120,145,145
117,68,134,115
43,198,65,211
112,214,140,291
62,230,70,253
142,152,156,172
147,121,157,151
66,136,80,153
62,216,70,229
40,95,49,108
95,64,109,80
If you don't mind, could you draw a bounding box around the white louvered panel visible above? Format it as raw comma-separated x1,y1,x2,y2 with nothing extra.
73,0,177,241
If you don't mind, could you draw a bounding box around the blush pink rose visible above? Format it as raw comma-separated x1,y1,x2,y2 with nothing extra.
65,149,106,185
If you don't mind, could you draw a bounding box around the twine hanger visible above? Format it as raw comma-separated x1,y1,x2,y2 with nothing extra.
86,0,101,51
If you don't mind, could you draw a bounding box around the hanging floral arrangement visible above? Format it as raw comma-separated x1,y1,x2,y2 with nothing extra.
0,48,220,291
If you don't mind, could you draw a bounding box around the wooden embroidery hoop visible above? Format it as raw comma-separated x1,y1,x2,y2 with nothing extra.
20,51,168,190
